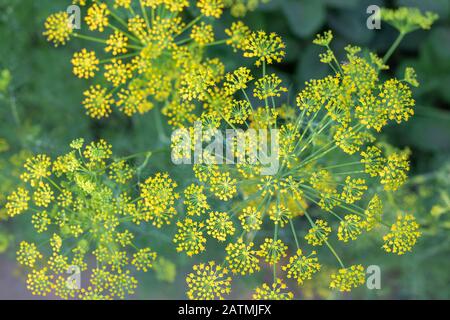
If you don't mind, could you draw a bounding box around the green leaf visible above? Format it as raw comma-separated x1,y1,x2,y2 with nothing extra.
282,0,326,38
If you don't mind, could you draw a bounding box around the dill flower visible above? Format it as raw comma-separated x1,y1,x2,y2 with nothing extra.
70,138,84,150
404,67,419,87
52,276,76,299
47,253,70,274
116,85,154,116
225,238,260,275
378,79,415,124
225,21,251,52
104,59,133,87
5,187,30,217
26,268,53,297
329,265,365,292
197,0,225,18
340,177,367,204
50,234,62,252
82,85,114,119
108,160,133,184
85,2,110,32
224,67,254,95
361,146,386,177
319,50,334,64
383,214,421,255
252,279,294,300
186,261,231,300
239,206,262,232
31,211,51,233
105,30,128,56
114,0,132,8
305,220,331,246
337,215,363,242
379,149,410,191
363,195,383,231
116,230,134,247
282,249,321,285
258,238,288,265
209,172,237,201
174,218,207,256
184,184,210,216
312,30,333,46
269,204,293,228
253,74,288,100
333,126,366,155
83,139,113,164
71,49,99,79
206,211,235,242
78,287,111,300
229,100,252,125
140,172,179,227
17,241,42,268
20,155,52,187
381,7,438,33
132,248,158,272
164,0,190,12
296,77,331,115
4,139,177,298
32,182,54,208
108,270,138,299
243,31,286,67
43,12,73,46
191,22,215,46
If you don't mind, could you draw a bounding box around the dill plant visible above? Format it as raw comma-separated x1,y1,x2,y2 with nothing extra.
4,3,440,299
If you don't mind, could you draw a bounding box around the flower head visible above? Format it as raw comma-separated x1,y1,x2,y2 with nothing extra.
282,249,321,285
206,211,235,241
186,261,231,300
329,265,365,292
252,279,293,300
383,214,421,255
226,238,260,275
43,12,73,46
72,49,99,79
243,31,285,67
305,220,331,246
197,0,224,18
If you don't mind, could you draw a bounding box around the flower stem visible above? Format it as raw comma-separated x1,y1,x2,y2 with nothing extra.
383,32,405,64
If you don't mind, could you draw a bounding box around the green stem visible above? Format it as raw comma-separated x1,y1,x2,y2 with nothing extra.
205,39,228,47
289,220,300,249
74,33,107,44
324,239,345,269
177,15,202,36
383,32,405,64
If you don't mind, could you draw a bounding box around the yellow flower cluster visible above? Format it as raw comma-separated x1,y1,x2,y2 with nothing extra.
225,238,260,275
329,265,365,292
10,4,434,300
5,139,168,299
383,214,421,255
186,261,231,300
139,172,179,227
282,249,321,285
252,279,294,300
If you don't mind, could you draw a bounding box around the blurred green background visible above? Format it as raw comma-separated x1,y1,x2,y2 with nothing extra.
0,0,449,299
